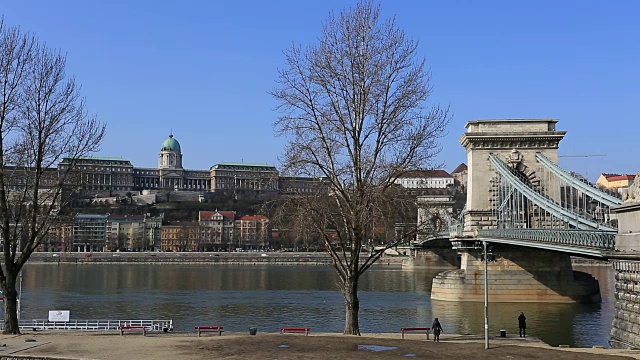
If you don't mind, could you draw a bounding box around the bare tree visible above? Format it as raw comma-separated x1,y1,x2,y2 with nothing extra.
271,1,449,335
0,20,105,333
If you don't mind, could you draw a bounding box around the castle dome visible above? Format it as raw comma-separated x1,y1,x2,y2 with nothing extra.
161,134,181,153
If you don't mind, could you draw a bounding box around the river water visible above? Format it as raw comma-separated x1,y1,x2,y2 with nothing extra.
16,263,614,348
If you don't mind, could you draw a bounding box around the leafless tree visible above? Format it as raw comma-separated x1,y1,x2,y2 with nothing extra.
271,1,449,335
0,20,105,333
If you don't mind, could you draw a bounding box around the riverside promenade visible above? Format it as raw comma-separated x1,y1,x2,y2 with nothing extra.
1,331,639,360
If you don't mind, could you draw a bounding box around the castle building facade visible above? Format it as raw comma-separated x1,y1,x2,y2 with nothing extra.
57,134,337,198
210,163,279,192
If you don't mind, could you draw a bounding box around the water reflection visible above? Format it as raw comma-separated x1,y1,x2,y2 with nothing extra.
18,263,613,347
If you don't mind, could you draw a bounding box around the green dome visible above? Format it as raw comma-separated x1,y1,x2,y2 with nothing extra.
161,135,181,153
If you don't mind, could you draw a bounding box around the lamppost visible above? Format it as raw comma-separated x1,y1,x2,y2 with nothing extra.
484,240,489,349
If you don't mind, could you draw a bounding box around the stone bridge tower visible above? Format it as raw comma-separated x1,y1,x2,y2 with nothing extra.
459,119,566,232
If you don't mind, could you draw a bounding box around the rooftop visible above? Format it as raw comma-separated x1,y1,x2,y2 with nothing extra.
199,210,237,221
452,163,468,174
212,162,277,169
396,169,453,178
62,156,131,163
160,135,181,153
605,174,636,182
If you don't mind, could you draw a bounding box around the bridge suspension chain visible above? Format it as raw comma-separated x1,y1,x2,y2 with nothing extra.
488,153,616,232
536,153,622,207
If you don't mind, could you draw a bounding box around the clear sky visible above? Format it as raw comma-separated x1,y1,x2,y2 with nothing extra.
2,0,638,180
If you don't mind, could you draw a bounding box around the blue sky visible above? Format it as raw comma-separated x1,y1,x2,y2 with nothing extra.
3,1,638,180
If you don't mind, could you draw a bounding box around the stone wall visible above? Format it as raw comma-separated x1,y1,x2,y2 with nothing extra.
611,260,640,349
413,239,460,267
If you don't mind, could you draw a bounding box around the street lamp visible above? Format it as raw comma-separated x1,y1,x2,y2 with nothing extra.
484,240,489,349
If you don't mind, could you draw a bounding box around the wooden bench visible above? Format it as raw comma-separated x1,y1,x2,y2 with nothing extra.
280,327,310,336
401,327,430,340
119,325,147,336
195,326,224,337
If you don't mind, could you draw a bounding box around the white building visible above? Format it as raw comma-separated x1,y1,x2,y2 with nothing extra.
394,170,454,189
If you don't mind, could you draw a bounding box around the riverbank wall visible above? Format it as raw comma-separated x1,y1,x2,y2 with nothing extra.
26,252,408,265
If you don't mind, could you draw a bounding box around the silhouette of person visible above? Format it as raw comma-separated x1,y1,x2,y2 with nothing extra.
518,312,527,337
432,318,443,342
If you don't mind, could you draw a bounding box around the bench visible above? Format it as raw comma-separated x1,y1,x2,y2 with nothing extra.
195,326,224,337
119,325,147,336
280,327,310,336
401,327,430,340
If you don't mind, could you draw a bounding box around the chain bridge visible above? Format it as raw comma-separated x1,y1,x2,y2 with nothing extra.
413,119,640,348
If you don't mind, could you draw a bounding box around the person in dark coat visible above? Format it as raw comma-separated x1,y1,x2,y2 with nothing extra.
431,318,443,342
518,312,527,337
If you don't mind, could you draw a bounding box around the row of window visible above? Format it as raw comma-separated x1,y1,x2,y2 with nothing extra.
78,166,132,172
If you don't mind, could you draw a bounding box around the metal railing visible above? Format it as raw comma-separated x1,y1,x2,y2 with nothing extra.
478,228,616,251
2,319,173,332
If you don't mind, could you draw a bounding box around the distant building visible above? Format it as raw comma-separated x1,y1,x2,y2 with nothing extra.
451,163,468,188
394,170,454,189
199,211,237,251
106,214,164,251
198,211,271,251
210,163,278,193
596,173,636,189
39,223,73,252
278,176,329,195
3,166,59,191
160,222,209,252
144,215,163,251
73,214,108,252
57,134,325,200
236,215,270,250
59,156,134,197
106,214,146,251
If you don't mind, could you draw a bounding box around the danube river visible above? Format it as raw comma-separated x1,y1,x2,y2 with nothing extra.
17,262,614,347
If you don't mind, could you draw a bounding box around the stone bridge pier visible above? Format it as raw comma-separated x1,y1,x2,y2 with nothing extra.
430,244,601,303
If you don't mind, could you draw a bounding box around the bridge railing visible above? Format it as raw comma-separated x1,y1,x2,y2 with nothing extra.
477,228,616,250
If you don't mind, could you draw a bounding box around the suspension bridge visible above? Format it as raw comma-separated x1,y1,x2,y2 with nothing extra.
412,119,639,349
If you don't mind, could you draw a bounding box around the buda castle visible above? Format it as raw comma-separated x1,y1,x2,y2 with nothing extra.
57,134,313,198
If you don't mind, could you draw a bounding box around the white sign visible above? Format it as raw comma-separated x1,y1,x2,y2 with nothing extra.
48,310,70,322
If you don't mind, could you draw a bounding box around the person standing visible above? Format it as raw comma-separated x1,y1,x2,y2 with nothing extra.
431,318,443,342
518,312,527,337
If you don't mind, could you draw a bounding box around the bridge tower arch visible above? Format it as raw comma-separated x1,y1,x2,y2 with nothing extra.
460,119,565,232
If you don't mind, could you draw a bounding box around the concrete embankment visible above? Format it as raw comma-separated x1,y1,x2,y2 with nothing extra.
27,252,408,265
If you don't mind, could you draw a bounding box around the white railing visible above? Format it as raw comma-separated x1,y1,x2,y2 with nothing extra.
3,319,173,332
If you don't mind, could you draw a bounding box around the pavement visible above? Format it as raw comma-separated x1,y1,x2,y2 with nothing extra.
1,331,640,360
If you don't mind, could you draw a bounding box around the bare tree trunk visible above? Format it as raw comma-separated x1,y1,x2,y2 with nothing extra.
343,276,360,335
2,276,20,334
